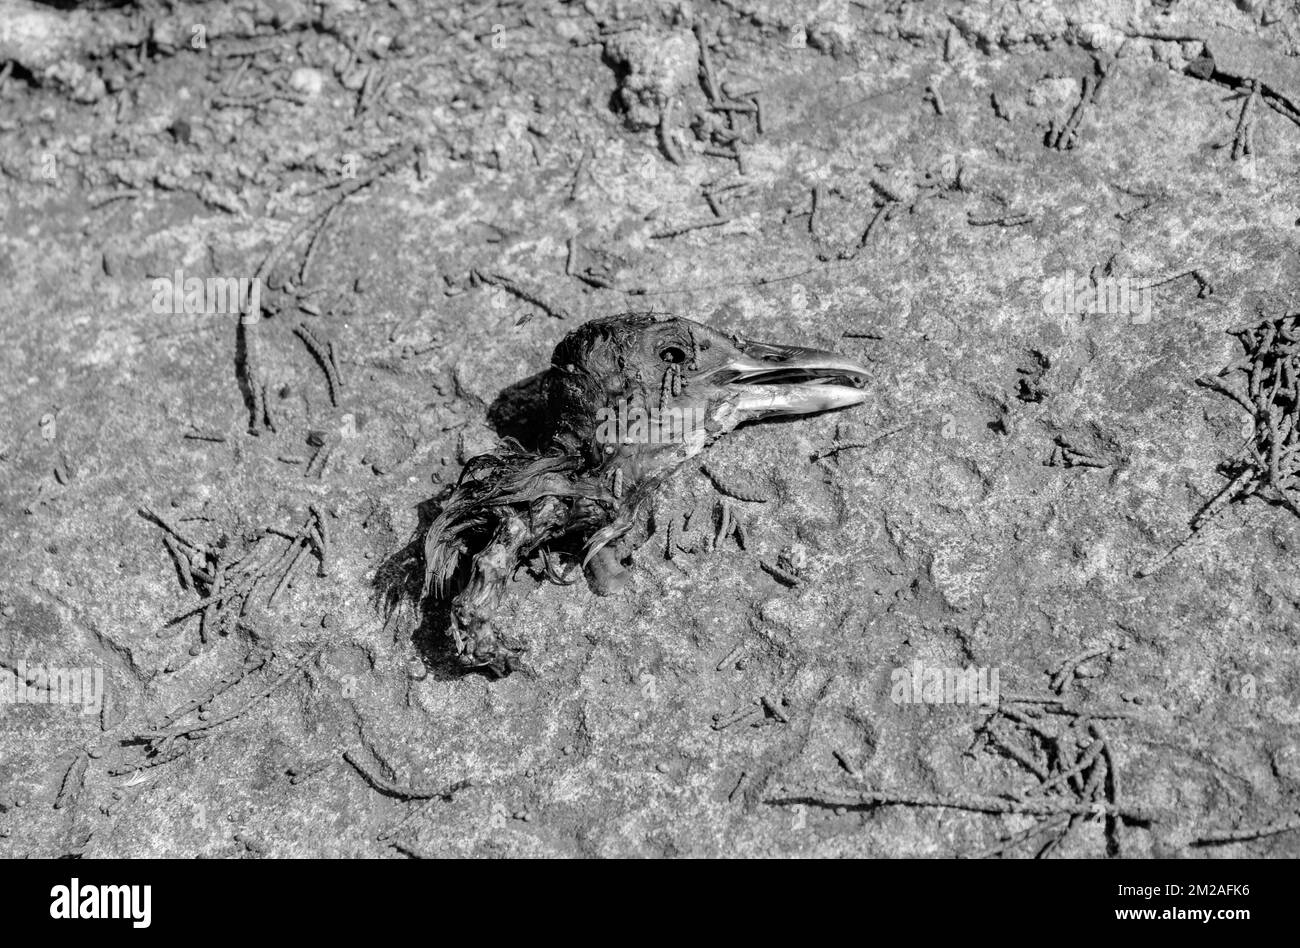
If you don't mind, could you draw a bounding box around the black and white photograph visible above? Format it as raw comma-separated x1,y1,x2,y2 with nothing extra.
0,0,1295,906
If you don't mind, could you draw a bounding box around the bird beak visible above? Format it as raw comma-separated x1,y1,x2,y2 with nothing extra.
703,336,872,419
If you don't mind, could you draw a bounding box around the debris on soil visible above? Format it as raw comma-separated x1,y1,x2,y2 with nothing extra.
1143,311,1300,576
141,505,329,645
4,0,1300,861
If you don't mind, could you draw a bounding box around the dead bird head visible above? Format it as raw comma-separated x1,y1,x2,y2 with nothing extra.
422,312,872,676
548,312,872,478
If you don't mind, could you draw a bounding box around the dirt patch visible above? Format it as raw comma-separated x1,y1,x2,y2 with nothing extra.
1,0,1299,857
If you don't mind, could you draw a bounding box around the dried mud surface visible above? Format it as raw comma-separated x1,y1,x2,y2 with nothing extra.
1,0,1299,858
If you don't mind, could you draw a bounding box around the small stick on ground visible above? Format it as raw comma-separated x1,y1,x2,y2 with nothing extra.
969,813,1073,859
1048,55,1111,151
309,504,331,576
568,146,592,202
162,535,194,592
268,539,309,606
651,217,732,239
305,432,338,478
239,304,269,434
54,751,90,810
1131,267,1214,298
733,515,750,550
183,429,227,443
298,199,343,286
924,82,946,115
138,506,204,553
1019,740,1105,799
197,561,223,645
760,694,789,724
294,322,342,406
240,144,415,430
851,201,897,254
1136,473,1253,578
152,654,270,731
343,748,472,801
139,646,322,745
808,185,823,238
1138,310,1300,577
712,498,733,547
711,702,762,730
715,642,744,671
693,21,722,104
326,338,344,389
760,560,800,587
1231,79,1259,160
832,750,859,777
1193,812,1300,845
728,771,748,802
1050,646,1111,693
472,269,569,322
108,744,188,777
1196,375,1254,414
968,211,1034,227
984,723,1050,780
767,784,1156,823
1090,723,1125,856
811,423,905,461
376,781,474,841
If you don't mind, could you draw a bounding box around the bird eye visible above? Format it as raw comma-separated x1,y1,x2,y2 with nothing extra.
658,345,687,364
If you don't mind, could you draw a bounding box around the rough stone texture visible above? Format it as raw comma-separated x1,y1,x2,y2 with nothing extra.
0,0,1298,857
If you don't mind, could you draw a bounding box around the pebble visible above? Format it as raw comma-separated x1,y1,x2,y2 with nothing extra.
289,67,326,97
562,744,575,756
1,605,14,618
1272,743,1300,784
655,762,670,773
